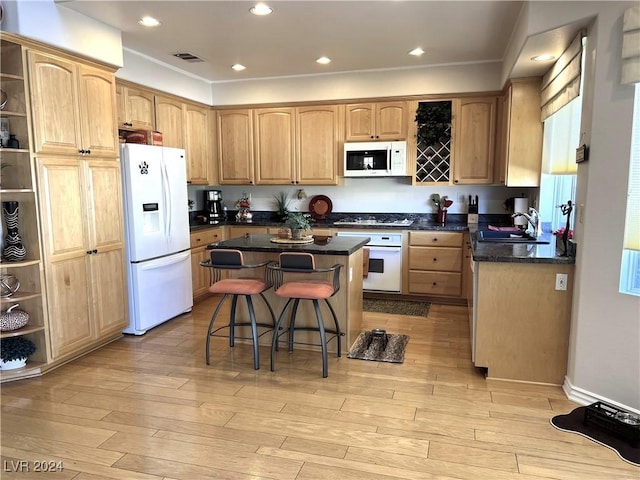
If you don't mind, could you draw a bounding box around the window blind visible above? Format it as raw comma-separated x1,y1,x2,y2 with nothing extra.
542,97,581,174
622,6,640,85
623,85,640,251
540,33,584,121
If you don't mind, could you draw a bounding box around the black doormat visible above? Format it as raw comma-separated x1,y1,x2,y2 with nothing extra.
362,298,430,317
551,406,640,466
347,331,409,363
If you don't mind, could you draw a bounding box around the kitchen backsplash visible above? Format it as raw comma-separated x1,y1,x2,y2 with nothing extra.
188,179,537,217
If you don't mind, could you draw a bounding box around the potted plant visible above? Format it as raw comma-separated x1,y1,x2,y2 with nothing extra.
0,335,36,370
273,191,291,221
283,212,313,239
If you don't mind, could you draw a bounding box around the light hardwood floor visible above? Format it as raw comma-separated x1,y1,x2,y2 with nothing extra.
1,297,637,479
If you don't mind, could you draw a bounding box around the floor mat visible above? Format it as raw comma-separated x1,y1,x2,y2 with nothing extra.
362,298,430,317
347,331,409,363
550,405,640,466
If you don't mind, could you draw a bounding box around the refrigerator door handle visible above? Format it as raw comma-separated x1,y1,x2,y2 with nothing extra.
162,159,172,240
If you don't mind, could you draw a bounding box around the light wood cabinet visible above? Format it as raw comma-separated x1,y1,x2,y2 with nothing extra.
226,226,269,239
407,231,463,297
218,105,340,185
345,101,407,141
0,37,51,382
254,107,296,184
155,95,185,148
474,261,573,384
116,83,155,131
184,103,211,184
27,50,118,158
190,227,224,299
217,109,255,184
452,96,496,185
36,157,127,359
494,78,543,187
296,105,341,184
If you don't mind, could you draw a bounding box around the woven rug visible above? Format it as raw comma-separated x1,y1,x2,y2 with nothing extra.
362,298,430,317
551,406,640,466
348,331,409,363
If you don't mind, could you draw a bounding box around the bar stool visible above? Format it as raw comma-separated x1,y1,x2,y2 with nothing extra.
200,249,277,370
267,252,343,378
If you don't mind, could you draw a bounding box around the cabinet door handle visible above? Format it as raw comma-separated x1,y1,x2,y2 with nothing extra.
432,282,437,286
454,179,459,184
86,149,91,155
86,250,92,255
92,249,98,254
79,149,85,154
433,258,438,262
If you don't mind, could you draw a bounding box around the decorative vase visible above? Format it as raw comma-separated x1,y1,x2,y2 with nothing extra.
2,201,27,262
0,357,27,370
437,209,447,225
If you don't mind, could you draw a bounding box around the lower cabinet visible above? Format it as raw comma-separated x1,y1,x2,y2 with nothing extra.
407,231,463,297
190,227,224,299
36,156,127,359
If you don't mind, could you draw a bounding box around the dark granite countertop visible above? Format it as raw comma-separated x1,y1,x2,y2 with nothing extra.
469,229,575,265
191,211,575,264
206,233,369,256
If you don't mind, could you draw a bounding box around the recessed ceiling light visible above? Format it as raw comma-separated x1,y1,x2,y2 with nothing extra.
231,64,246,71
250,3,273,16
138,16,161,27
531,54,556,62
316,56,331,65
409,47,425,57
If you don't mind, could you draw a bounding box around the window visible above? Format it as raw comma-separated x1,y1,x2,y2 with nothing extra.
620,84,640,296
538,97,581,234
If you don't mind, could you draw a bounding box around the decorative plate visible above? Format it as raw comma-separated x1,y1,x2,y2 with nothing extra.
308,195,333,219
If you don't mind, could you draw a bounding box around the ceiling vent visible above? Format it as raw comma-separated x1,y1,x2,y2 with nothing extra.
172,52,204,63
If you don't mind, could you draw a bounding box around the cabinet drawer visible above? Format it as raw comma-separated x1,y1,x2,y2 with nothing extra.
409,247,462,272
226,226,269,238
408,271,462,296
409,231,463,247
190,228,223,248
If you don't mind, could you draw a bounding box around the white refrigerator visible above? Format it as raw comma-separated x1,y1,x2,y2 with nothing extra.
120,144,193,335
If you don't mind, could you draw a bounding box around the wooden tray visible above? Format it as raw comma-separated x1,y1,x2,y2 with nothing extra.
270,236,314,244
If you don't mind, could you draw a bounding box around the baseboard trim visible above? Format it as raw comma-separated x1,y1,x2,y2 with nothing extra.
562,376,640,415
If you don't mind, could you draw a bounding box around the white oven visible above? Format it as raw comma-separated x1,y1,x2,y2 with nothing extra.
336,232,402,293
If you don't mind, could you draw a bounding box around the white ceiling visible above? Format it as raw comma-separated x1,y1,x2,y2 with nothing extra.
58,0,580,84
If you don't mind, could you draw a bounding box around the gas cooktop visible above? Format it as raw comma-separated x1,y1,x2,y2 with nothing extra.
333,218,414,227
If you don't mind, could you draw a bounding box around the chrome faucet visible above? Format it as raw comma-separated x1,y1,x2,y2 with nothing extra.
512,207,542,237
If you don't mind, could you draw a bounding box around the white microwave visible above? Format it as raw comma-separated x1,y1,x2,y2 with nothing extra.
343,141,408,177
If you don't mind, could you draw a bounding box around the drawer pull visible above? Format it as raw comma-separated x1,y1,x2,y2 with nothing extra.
433,258,437,262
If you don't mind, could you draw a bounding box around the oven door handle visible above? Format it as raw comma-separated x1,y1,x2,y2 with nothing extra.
367,246,402,253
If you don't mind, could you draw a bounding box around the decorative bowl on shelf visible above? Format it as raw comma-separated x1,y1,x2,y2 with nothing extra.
0,304,29,331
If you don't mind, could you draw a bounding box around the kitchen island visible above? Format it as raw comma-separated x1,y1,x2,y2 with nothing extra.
469,231,575,385
205,233,370,353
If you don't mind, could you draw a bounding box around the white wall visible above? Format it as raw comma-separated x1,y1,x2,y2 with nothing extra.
116,49,213,105
2,0,123,67
188,182,530,218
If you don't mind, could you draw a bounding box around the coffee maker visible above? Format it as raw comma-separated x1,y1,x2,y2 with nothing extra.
204,189,224,224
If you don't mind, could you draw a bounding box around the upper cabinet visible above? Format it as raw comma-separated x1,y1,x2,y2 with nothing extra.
217,109,255,184
217,105,340,185
345,101,407,141
115,81,214,184
116,84,155,131
451,96,497,185
155,95,185,149
296,105,341,184
184,102,212,185
28,51,118,158
254,107,296,184
494,78,543,187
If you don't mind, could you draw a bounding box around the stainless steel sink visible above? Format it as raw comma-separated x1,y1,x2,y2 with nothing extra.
477,230,550,244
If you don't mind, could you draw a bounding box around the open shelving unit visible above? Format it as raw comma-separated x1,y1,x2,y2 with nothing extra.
0,35,50,382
